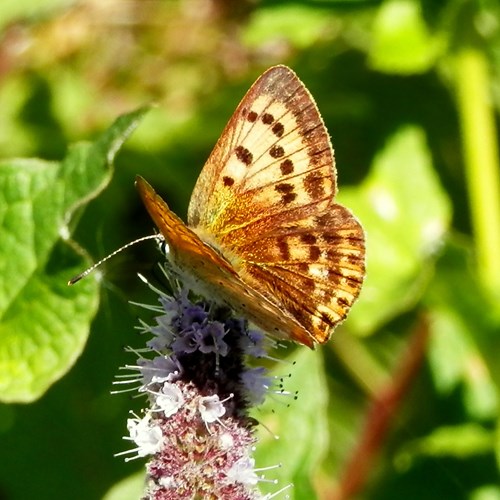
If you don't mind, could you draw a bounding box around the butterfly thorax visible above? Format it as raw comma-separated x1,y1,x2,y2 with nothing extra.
190,226,244,272
167,225,246,300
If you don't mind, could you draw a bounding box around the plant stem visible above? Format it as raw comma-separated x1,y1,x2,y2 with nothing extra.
333,332,388,397
455,48,500,299
328,316,430,500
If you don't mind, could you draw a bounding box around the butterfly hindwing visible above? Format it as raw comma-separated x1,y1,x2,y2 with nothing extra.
236,204,365,343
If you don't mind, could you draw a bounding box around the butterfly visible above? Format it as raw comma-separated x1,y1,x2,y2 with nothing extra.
136,65,365,348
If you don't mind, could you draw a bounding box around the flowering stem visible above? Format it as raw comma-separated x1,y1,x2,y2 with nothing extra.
115,267,282,499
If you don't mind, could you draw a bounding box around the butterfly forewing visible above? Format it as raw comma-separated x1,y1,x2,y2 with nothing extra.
140,65,365,347
188,65,336,234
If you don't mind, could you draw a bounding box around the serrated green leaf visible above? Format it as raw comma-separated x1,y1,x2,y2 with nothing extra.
0,107,149,402
339,125,451,335
253,348,329,499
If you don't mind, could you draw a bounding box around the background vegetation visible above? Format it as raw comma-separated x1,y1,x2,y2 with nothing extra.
1,0,499,499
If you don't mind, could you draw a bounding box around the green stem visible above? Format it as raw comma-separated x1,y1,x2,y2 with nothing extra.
455,48,500,298
333,333,388,396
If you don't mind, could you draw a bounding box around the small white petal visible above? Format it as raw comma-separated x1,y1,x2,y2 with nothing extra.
226,457,259,486
156,382,184,417
158,476,175,489
199,395,226,423
127,414,163,457
219,432,234,451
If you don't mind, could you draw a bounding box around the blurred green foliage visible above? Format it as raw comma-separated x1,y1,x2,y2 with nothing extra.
1,0,500,499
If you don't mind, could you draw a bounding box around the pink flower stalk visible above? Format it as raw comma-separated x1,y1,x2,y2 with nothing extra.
115,265,286,499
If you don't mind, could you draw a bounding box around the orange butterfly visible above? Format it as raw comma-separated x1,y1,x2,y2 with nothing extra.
137,65,365,348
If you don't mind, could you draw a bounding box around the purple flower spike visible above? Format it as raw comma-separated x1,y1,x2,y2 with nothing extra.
116,265,288,499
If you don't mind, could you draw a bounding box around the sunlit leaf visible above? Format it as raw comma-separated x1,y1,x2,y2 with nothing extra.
470,485,500,500
0,0,68,30
102,470,146,500
243,5,335,49
339,125,451,335
0,107,149,402
425,240,499,420
369,0,444,74
395,423,494,463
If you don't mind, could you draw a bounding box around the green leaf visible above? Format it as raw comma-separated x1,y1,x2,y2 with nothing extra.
368,0,444,74
0,76,36,157
496,416,500,476
253,348,329,499
395,423,495,463
470,485,500,500
0,0,69,31
0,107,149,402
243,5,334,49
424,240,499,420
339,125,451,335
427,307,498,420
102,470,146,500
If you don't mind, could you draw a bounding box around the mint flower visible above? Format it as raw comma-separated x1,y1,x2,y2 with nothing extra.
115,265,290,499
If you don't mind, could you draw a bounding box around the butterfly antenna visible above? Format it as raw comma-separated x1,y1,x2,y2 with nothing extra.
68,234,163,286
